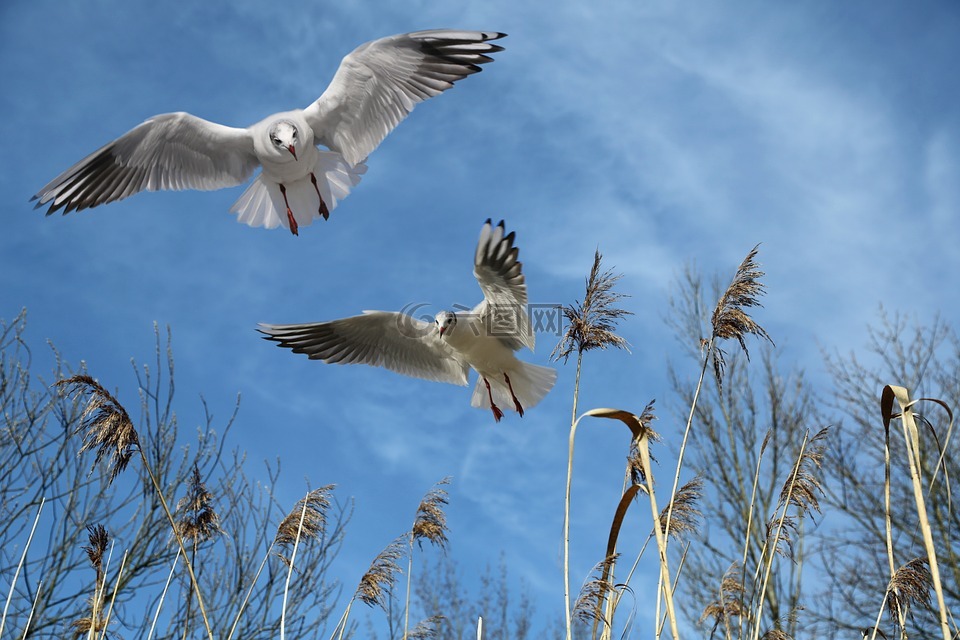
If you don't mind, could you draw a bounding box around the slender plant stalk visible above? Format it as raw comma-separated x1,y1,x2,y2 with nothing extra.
87,541,114,640
882,385,953,640
0,498,44,639
226,544,275,640
750,431,809,640
20,580,42,640
138,456,214,640
738,433,769,639
147,548,181,640
98,550,129,640
564,352,585,640
636,433,680,639
333,601,353,640
654,345,710,634
402,535,414,640
280,494,310,640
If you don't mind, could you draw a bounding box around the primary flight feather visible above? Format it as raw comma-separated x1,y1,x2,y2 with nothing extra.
258,219,557,422
32,30,506,235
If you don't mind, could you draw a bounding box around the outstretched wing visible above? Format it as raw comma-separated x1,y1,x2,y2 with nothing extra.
472,219,534,352
258,311,470,385
303,30,505,167
33,112,258,214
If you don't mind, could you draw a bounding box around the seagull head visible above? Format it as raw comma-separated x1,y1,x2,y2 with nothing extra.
268,120,300,160
435,311,457,338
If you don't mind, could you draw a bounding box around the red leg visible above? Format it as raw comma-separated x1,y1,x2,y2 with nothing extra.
310,173,330,220
278,184,298,236
503,373,524,417
483,378,504,422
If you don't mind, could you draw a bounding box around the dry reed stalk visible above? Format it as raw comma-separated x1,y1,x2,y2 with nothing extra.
334,536,407,640
737,431,771,639
146,547,181,640
554,251,631,640
749,428,826,640
275,487,333,640
568,408,654,638
226,488,332,640
20,579,42,639
0,499,44,639
880,385,954,640
663,246,772,612
97,549,129,640
57,375,215,640
403,478,451,640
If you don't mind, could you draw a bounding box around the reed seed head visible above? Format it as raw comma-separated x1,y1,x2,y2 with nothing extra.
627,400,660,484
356,535,406,609
700,563,749,631
779,428,828,516
886,557,932,625
408,615,444,639
552,250,632,362
56,375,139,483
176,464,222,543
659,477,703,541
572,554,620,626
275,485,334,547
710,245,772,387
413,477,451,551
82,524,109,575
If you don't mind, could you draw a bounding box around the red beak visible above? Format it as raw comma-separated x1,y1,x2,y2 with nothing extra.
287,145,297,160
439,326,445,336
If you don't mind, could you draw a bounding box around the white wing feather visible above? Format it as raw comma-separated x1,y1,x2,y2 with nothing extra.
33,112,258,214
258,311,469,385
303,30,505,166
472,219,534,352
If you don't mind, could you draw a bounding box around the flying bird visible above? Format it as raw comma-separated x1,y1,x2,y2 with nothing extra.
32,30,505,235
259,219,557,421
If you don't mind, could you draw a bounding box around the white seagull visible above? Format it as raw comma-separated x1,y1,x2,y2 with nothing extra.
32,30,505,236
258,219,557,421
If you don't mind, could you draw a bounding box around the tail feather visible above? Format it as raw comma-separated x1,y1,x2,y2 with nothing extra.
470,362,557,414
230,151,366,231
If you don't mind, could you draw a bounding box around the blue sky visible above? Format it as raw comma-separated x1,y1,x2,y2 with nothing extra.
2,0,959,635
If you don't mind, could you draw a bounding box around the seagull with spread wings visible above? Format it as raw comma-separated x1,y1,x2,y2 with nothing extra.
33,30,505,235
258,219,557,421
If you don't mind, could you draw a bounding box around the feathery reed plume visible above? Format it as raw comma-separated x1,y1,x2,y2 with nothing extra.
407,615,444,639
552,250,631,362
778,427,828,516
627,401,659,485
759,608,803,640
357,536,406,609
572,554,620,626
412,477,451,550
56,375,139,482
886,558,932,627
710,245,772,387
700,563,749,635
659,477,703,541
765,514,799,559
83,524,109,585
404,478,452,639
176,464,222,543
275,486,333,550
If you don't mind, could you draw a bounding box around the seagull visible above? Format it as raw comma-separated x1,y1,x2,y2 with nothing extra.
258,219,557,421
32,30,506,236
